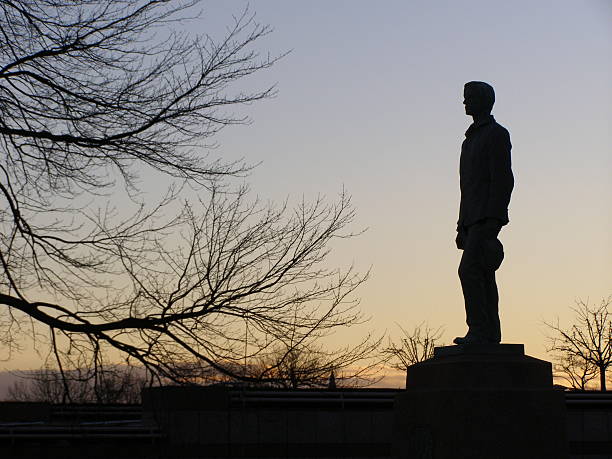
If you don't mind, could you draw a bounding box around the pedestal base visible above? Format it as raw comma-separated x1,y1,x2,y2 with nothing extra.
393,344,568,459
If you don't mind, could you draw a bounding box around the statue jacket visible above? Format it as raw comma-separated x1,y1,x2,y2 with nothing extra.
458,115,514,229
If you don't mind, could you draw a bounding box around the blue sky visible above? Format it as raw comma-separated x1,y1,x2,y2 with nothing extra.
198,0,612,363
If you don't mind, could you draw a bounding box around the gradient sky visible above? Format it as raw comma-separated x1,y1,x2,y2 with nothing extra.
200,0,612,362
2,1,611,380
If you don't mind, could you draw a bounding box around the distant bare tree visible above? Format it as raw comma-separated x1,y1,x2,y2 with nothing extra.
9,368,88,404
8,365,147,403
553,353,598,390
383,323,443,371
250,336,383,389
546,297,612,391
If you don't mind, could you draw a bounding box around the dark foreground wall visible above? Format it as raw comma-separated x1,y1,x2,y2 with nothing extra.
1,388,611,458
566,393,612,458
143,387,396,458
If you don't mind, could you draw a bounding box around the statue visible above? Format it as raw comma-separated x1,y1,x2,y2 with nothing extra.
454,81,514,345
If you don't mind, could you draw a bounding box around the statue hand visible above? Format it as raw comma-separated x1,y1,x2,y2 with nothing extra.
455,230,465,250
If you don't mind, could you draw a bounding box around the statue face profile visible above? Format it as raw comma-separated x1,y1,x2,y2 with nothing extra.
463,82,495,117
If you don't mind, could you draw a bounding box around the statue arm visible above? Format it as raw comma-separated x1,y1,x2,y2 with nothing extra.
485,128,514,225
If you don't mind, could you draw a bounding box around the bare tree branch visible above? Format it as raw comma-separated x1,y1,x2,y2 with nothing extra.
0,2,369,387
383,322,444,371
247,333,384,389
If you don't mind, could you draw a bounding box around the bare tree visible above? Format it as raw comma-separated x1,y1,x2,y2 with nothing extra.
8,368,90,404
552,353,597,390
383,323,444,371
8,365,147,403
249,336,383,389
0,1,369,386
546,297,612,391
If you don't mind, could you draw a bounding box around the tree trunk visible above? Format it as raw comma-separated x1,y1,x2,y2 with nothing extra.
600,366,607,391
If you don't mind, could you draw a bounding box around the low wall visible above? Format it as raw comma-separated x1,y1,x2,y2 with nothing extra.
1,388,611,458
143,387,395,458
142,387,612,458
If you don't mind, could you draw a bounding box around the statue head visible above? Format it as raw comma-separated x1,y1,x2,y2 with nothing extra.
463,81,495,116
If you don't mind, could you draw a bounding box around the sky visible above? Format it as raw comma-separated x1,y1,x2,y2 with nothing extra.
2,0,611,386
196,0,612,362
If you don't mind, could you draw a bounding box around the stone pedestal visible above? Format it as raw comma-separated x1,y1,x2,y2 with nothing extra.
393,344,568,459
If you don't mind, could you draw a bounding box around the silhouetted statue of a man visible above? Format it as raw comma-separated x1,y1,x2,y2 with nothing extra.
454,81,514,345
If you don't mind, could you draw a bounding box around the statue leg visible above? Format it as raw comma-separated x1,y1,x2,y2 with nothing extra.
458,232,489,340
458,224,503,343
483,270,501,343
